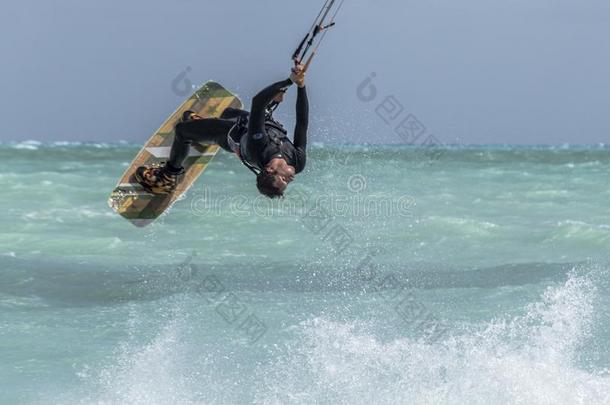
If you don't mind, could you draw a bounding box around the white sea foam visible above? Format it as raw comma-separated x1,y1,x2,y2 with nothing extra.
257,272,610,405
12,140,42,150
67,305,226,405
67,272,610,405
548,220,610,245
91,319,195,405
0,293,48,309
21,207,115,222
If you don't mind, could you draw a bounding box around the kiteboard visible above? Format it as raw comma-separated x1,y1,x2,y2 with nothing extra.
108,81,243,227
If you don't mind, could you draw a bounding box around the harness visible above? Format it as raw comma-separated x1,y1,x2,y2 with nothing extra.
227,112,289,176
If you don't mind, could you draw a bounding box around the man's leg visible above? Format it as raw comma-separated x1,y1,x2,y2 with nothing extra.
166,118,235,173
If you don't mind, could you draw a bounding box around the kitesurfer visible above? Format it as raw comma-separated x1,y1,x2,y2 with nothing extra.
135,64,308,198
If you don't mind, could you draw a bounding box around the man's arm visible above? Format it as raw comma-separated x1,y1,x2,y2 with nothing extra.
248,79,294,137
293,86,309,150
291,65,308,173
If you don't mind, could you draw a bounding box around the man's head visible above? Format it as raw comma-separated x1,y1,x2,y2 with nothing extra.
256,170,283,199
256,158,296,199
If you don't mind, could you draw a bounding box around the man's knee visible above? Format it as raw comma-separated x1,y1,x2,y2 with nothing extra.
175,122,186,135
174,122,192,143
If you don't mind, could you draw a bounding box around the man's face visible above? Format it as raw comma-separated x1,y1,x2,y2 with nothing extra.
267,160,295,192
271,173,292,191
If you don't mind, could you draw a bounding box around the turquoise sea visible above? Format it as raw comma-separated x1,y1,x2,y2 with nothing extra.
1,141,609,404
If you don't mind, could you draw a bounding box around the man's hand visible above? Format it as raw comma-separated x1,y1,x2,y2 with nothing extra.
290,64,306,88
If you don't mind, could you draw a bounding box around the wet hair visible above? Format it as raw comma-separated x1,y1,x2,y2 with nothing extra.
256,170,284,199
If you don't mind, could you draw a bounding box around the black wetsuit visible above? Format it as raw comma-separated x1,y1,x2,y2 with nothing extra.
165,79,309,175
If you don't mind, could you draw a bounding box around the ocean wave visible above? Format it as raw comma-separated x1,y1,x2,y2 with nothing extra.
21,207,115,222
0,292,49,309
57,269,610,405
12,140,42,150
0,141,609,154
545,220,610,245
423,216,499,236
87,317,195,405
0,140,138,150
257,271,609,405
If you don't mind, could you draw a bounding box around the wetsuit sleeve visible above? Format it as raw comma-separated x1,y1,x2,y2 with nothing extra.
248,78,294,139
220,107,249,120
293,86,309,173
293,86,308,149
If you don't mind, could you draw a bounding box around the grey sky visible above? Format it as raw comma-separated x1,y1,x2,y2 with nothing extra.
1,0,609,145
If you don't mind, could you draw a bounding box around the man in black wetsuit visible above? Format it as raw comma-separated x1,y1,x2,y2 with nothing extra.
135,65,308,199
